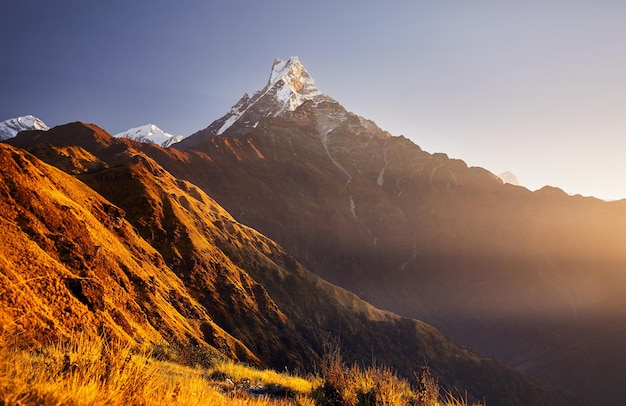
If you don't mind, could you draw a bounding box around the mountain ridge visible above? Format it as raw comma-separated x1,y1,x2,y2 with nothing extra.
0,141,257,364
2,122,582,405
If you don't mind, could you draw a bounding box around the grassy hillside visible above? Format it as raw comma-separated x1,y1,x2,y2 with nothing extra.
0,143,256,363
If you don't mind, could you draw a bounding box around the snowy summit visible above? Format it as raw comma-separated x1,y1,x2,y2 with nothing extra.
0,115,49,140
200,56,335,137
114,124,184,148
267,56,328,112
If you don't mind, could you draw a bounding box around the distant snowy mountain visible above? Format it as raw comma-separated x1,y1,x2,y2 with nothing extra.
114,124,183,148
499,171,521,186
0,115,49,140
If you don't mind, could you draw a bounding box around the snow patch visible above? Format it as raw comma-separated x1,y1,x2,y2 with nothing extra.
377,146,390,187
429,164,443,186
499,171,521,186
349,196,356,218
217,113,243,135
322,129,352,188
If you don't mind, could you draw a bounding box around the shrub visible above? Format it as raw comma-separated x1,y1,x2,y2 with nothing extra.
312,338,481,406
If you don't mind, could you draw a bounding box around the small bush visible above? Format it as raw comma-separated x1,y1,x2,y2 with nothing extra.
312,338,481,406
415,366,439,406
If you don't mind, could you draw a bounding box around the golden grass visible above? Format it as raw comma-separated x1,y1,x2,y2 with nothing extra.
212,358,319,395
0,333,480,405
0,334,306,405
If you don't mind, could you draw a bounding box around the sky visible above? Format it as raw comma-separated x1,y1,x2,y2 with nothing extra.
2,1,626,200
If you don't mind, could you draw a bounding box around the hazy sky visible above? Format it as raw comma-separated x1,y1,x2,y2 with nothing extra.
2,1,626,200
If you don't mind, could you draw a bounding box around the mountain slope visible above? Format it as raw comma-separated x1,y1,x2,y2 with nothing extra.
4,122,581,405
165,57,626,404
0,142,257,364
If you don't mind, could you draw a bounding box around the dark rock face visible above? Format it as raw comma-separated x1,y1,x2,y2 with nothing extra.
64,278,105,311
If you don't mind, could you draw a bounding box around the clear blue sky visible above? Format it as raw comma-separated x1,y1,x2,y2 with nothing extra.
2,1,626,200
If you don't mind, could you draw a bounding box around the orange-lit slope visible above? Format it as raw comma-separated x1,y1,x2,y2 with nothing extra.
0,143,257,363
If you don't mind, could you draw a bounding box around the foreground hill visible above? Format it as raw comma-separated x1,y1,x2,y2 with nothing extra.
0,142,256,363
160,57,626,404
3,123,580,405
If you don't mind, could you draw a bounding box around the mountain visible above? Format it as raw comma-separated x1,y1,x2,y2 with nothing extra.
114,123,183,148
178,56,356,149
161,57,626,404
0,115,48,140
3,122,582,405
498,171,521,186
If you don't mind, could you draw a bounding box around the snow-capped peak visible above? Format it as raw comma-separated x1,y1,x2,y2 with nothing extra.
0,115,49,140
269,56,324,112
211,56,333,136
499,171,521,186
114,123,184,148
